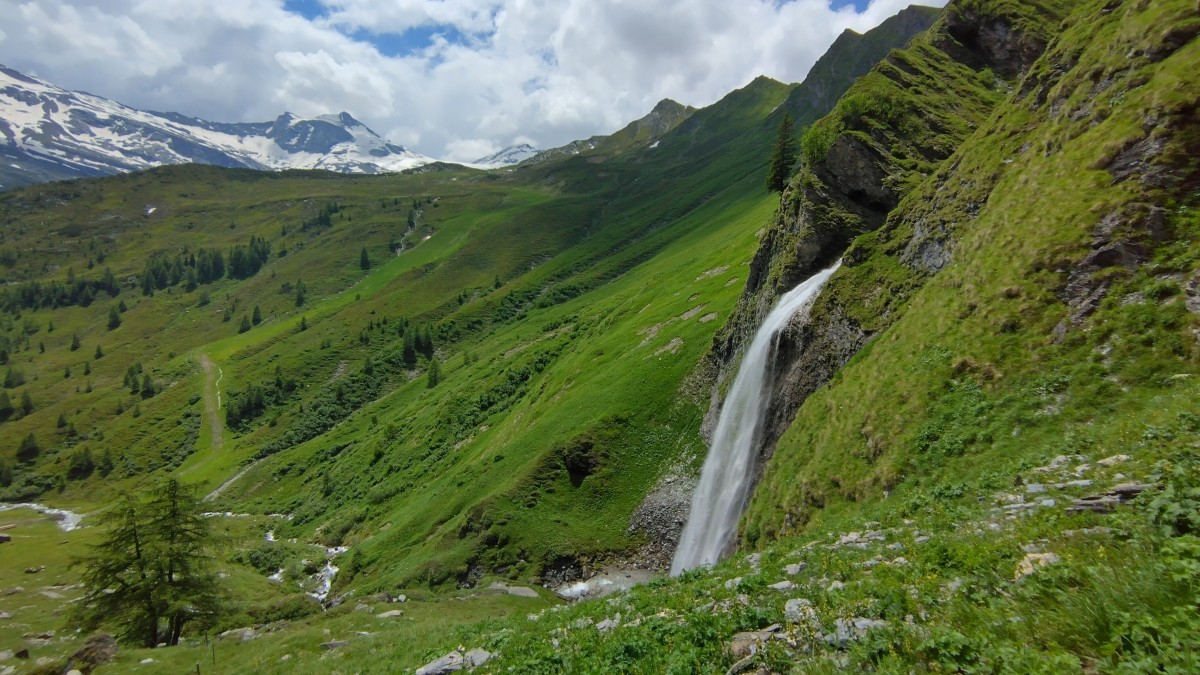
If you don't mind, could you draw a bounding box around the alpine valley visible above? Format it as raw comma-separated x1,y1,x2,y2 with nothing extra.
1,1,1199,674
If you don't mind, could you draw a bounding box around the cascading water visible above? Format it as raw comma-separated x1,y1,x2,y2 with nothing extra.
672,262,841,574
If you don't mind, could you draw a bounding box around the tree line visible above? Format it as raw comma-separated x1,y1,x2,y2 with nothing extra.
141,235,271,296
0,267,120,315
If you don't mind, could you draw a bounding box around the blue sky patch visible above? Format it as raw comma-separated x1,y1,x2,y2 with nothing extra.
351,24,473,58
828,0,871,10
283,0,477,57
283,0,328,21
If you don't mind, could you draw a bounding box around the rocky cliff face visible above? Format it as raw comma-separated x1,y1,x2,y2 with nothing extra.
700,0,1074,481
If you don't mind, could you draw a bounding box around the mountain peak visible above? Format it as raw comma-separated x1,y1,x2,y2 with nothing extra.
0,65,434,188
472,143,540,168
650,98,686,115
313,111,363,128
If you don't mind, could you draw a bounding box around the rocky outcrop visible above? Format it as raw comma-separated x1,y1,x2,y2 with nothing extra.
627,472,695,569
64,634,117,672
703,2,1047,448
935,2,1054,78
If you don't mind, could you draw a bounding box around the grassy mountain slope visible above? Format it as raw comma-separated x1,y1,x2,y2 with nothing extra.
0,10,935,631
376,0,1197,672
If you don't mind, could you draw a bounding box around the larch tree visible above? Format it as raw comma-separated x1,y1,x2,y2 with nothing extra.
70,479,222,648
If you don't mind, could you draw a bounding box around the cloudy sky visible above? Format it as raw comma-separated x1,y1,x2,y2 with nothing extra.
0,0,947,162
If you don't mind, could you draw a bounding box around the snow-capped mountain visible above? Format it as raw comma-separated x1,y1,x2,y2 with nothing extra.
471,143,539,168
0,65,435,189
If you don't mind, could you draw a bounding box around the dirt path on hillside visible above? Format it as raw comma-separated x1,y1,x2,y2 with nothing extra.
198,354,223,453
205,459,262,501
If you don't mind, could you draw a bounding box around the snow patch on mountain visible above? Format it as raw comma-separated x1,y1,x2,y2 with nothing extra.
471,143,540,169
0,65,436,189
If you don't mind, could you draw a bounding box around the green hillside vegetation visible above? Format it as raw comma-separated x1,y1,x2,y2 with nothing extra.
5,0,1196,671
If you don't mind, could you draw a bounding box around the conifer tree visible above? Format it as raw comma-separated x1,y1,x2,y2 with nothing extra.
70,479,222,647
359,247,370,270
427,357,441,388
766,113,798,193
238,314,251,334
402,331,417,369
108,305,121,330
97,448,114,477
17,432,39,462
3,367,22,388
252,305,262,325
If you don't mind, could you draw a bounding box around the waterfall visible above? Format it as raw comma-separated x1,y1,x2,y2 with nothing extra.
672,261,840,574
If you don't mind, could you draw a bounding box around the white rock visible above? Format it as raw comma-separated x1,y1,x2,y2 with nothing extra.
415,651,464,675
784,598,817,625
1015,552,1061,579
218,627,258,641
823,618,887,647
507,586,539,598
464,648,492,667
784,563,807,575
767,580,796,591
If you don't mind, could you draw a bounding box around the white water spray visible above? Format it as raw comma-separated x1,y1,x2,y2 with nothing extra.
672,262,840,574
0,503,85,531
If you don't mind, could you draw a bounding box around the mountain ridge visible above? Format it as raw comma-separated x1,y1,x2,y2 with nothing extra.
0,65,435,189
